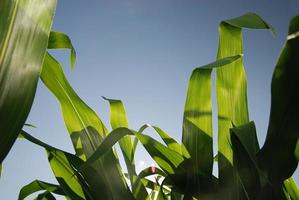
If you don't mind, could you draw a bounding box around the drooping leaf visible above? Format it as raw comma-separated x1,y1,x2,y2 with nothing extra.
20,131,87,200
140,124,184,156
215,12,273,198
136,131,185,174
0,0,57,163
48,31,76,69
40,53,133,199
18,180,65,200
258,14,299,183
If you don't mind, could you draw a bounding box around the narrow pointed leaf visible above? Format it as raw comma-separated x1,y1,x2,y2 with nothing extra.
102,98,133,173
0,0,57,163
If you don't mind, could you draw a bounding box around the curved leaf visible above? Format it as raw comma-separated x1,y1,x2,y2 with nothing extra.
18,180,64,200
48,31,76,69
20,131,86,200
40,53,133,199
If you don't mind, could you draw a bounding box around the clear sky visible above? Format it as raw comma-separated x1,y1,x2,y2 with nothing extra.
1,0,299,199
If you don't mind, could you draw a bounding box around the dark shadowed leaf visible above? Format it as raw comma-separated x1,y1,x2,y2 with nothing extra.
258,15,299,183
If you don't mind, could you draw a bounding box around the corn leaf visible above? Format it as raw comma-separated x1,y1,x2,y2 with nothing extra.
183,54,242,177
0,0,56,163
34,191,56,200
40,53,133,199
103,97,149,199
283,178,299,200
48,31,76,69
140,124,183,156
20,130,87,200
80,127,184,174
258,15,299,183
78,127,134,171
216,13,273,198
136,132,184,174
230,122,261,199
18,180,65,200
137,167,167,179
179,55,241,197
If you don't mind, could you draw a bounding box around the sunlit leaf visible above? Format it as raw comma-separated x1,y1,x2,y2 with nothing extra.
48,31,76,69
20,131,86,200
40,53,133,199
0,0,57,163
216,12,273,198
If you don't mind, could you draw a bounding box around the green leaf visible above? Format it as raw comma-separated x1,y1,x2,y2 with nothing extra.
48,31,76,69
81,126,184,174
215,13,273,198
137,167,167,179
140,124,184,156
180,55,241,197
34,191,56,200
103,97,149,200
283,178,299,200
136,130,184,174
183,54,242,177
0,0,57,163
258,14,299,183
40,53,133,199
230,122,261,199
20,131,86,200
78,127,134,171
18,180,64,200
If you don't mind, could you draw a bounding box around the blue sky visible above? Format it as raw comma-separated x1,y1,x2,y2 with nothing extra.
1,0,299,199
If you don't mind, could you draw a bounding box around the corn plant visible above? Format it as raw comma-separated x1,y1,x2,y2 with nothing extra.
0,0,298,199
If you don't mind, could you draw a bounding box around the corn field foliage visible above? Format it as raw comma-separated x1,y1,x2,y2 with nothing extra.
0,0,299,199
